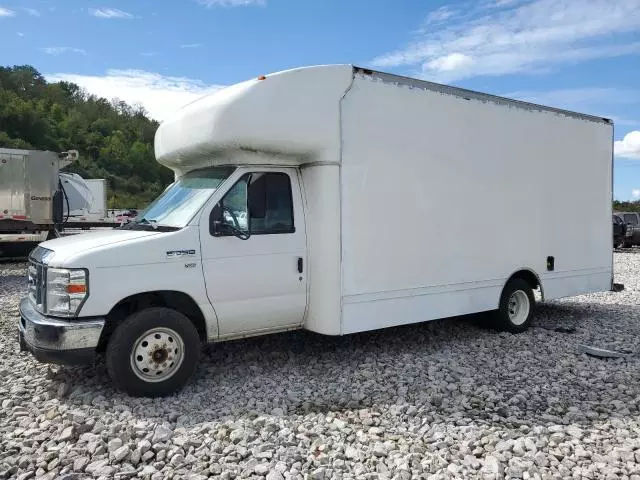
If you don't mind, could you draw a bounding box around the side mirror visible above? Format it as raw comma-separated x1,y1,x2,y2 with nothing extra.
210,203,224,236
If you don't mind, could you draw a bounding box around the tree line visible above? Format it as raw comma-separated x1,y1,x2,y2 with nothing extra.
0,65,173,208
613,200,640,213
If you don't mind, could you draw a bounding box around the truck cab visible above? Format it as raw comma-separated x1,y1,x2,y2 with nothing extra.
18,65,350,397
20,163,309,396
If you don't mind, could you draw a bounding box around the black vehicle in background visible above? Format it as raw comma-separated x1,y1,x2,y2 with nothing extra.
614,212,640,248
613,215,627,248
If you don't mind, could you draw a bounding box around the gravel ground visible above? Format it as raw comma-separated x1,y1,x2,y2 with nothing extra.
1,252,640,480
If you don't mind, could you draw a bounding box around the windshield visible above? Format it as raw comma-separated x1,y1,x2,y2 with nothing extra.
131,166,235,229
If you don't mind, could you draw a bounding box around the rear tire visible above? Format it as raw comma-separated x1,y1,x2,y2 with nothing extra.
106,307,201,397
493,278,535,333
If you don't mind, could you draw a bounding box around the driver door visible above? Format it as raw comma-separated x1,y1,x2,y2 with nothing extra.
200,168,308,336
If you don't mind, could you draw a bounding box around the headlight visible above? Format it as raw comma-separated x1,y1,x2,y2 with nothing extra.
46,268,88,317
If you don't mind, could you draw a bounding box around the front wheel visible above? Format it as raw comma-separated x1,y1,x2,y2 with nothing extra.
493,278,535,333
106,307,201,397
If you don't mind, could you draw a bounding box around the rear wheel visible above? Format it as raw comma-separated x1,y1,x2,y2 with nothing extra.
106,307,201,397
493,278,535,333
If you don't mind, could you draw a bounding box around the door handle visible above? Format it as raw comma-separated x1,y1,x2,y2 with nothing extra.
297,257,303,274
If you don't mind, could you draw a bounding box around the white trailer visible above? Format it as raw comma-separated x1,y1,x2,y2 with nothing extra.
0,149,118,252
17,65,614,397
84,179,108,218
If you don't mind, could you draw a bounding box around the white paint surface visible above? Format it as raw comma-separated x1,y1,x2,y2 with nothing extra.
299,164,342,335
37,227,219,339
198,167,308,336
339,73,612,333
154,65,352,176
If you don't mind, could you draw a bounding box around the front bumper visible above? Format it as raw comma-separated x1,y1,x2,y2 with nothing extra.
18,297,105,365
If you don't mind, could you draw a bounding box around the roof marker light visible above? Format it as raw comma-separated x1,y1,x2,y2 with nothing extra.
257,75,266,81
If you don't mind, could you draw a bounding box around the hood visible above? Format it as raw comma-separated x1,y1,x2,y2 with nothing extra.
39,229,159,264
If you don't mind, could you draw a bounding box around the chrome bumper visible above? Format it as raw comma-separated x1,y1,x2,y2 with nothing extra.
18,297,105,365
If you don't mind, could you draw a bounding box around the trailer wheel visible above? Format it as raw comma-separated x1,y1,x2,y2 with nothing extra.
493,278,535,333
106,307,201,397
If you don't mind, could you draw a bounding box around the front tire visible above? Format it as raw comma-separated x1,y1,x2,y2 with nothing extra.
493,278,535,333
106,307,201,397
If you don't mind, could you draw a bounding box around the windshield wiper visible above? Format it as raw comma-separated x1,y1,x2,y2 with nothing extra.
137,218,158,230
119,217,179,232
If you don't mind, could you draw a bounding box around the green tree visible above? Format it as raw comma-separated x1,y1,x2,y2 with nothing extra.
613,200,640,213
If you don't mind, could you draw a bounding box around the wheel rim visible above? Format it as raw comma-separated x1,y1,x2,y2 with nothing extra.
130,327,185,382
507,290,530,326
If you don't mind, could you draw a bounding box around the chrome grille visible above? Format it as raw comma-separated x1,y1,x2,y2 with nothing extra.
28,260,46,312
27,262,37,304
28,246,53,313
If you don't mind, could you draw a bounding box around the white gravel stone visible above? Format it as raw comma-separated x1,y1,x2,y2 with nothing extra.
130,447,142,465
483,455,504,475
85,459,109,475
141,451,155,462
151,426,173,444
140,465,156,475
58,426,74,442
112,445,130,462
266,472,284,480
311,468,326,480
138,439,152,453
229,428,245,444
73,456,90,472
108,438,123,452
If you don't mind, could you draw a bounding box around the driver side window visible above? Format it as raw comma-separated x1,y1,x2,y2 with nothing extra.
215,172,295,237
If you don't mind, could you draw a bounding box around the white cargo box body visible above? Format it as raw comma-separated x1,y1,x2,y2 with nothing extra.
156,65,613,336
84,179,108,217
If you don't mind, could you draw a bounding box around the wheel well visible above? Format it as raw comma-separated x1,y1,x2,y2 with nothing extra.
97,291,207,352
507,270,542,298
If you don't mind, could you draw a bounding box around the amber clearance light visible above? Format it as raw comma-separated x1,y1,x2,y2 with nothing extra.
67,284,87,294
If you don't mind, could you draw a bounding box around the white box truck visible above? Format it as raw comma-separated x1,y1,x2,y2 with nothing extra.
18,65,614,397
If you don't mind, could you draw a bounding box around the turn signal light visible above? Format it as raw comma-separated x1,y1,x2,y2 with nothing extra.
67,284,87,294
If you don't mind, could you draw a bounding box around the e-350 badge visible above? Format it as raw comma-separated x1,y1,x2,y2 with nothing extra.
166,249,196,258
